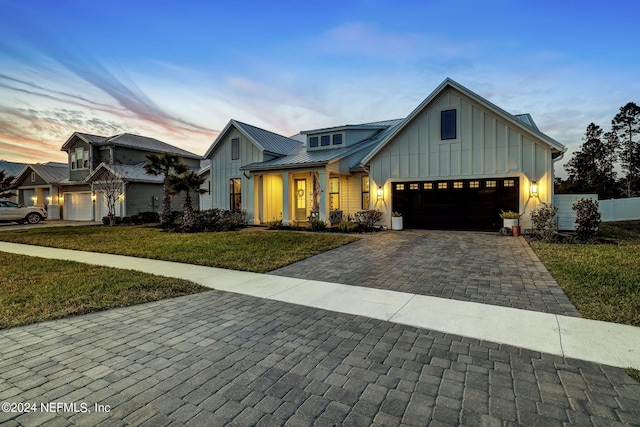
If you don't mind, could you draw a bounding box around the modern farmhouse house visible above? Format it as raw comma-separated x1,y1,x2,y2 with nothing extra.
202,78,566,230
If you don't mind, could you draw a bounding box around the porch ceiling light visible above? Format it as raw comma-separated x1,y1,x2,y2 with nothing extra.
377,186,384,201
530,181,538,197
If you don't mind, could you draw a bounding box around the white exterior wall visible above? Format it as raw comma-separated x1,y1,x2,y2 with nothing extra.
368,88,555,230
208,127,263,224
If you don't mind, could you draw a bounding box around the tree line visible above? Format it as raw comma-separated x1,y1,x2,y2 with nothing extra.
555,102,640,199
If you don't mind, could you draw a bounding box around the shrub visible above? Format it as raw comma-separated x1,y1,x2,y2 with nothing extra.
572,198,601,242
354,210,383,230
338,220,359,233
267,219,284,230
530,202,558,241
135,211,160,224
308,218,327,232
121,216,131,224
188,209,248,232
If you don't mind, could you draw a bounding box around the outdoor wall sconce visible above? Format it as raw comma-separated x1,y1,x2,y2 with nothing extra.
377,186,384,201
31,196,37,204
530,181,538,197
91,193,97,202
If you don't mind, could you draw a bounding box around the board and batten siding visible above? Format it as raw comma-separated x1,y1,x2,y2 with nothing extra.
208,127,263,223
369,88,555,229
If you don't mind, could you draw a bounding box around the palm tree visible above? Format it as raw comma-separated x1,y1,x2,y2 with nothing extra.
168,170,206,231
0,170,16,199
143,153,188,226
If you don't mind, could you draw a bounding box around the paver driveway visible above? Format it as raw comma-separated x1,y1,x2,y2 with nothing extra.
271,230,580,317
1,291,639,427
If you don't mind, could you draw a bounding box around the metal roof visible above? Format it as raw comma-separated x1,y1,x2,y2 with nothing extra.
514,114,540,131
241,119,403,172
29,163,68,184
86,163,164,184
0,160,28,177
203,120,303,159
98,133,201,159
233,121,302,155
76,132,108,144
301,119,403,135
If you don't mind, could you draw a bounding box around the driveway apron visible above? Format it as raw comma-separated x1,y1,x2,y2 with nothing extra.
270,230,580,317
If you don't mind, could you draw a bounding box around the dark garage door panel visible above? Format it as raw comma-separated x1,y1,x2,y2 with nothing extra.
392,178,519,230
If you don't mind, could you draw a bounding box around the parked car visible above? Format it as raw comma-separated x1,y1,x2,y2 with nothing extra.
0,199,47,224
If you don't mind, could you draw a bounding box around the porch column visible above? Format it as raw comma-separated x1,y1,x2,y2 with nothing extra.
281,172,289,224
245,174,255,225
318,169,328,221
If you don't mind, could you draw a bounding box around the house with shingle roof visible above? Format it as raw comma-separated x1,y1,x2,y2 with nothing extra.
57,132,201,220
11,162,68,219
202,78,566,231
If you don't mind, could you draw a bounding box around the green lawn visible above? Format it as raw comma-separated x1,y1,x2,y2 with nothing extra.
0,226,359,273
0,252,207,329
530,221,640,326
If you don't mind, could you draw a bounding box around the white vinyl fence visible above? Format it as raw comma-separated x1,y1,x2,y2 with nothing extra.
554,194,640,230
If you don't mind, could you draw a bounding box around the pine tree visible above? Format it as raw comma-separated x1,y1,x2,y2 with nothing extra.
611,102,640,197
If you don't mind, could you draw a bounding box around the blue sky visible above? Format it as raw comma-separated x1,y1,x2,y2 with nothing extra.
0,0,638,177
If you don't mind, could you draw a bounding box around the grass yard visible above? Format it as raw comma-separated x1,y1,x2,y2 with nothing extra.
0,226,359,273
530,221,640,326
0,252,207,329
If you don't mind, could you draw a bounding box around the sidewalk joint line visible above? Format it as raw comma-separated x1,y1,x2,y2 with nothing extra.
555,315,566,358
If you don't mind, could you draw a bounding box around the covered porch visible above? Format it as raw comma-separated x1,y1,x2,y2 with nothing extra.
248,167,370,226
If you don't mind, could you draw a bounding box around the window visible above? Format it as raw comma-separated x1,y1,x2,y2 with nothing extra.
441,109,457,140
409,183,419,190
395,183,405,191
31,172,36,182
333,134,343,145
309,136,318,147
73,147,87,169
361,176,370,210
230,178,241,210
486,180,497,188
231,138,240,160
504,179,515,187
321,135,330,146
469,181,480,189
438,182,447,189
329,177,339,210
453,182,463,189
423,183,433,190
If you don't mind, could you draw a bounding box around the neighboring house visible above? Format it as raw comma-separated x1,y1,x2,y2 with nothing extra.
59,132,201,220
203,78,566,231
12,162,68,219
0,160,28,203
198,163,212,211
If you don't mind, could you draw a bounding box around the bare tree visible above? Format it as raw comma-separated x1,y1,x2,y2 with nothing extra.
91,165,125,226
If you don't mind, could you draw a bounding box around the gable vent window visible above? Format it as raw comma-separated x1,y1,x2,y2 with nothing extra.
333,134,343,145
309,136,318,148
31,172,36,182
231,138,240,160
441,109,457,140
321,135,330,146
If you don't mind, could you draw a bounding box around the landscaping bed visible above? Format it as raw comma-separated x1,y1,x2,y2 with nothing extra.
0,252,207,329
530,220,640,326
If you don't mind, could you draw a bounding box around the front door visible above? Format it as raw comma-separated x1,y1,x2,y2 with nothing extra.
295,179,306,220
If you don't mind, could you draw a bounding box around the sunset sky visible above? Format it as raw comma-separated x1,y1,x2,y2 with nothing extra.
1,0,637,176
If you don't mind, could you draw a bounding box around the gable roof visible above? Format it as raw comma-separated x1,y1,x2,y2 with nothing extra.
85,162,164,184
203,120,302,159
61,132,200,159
12,163,68,186
361,78,566,165
0,160,28,178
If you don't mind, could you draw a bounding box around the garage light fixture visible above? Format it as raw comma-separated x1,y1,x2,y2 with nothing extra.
377,186,383,201
530,181,538,197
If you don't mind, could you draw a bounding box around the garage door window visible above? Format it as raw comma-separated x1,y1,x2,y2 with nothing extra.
409,183,419,190
395,183,405,191
423,183,433,190
453,182,463,189
486,180,497,188
438,182,447,189
469,181,480,188
504,179,515,187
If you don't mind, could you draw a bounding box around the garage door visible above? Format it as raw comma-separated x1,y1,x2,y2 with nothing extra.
64,192,93,220
392,178,519,230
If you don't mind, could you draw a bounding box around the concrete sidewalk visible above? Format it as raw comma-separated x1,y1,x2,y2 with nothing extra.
1,241,638,370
